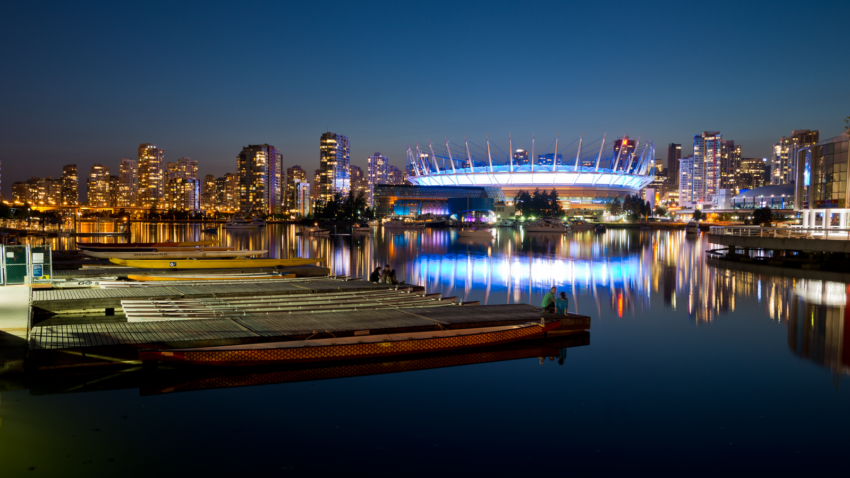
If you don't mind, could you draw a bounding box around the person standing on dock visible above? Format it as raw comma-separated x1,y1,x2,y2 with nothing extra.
542,286,557,313
369,266,382,283
556,291,569,315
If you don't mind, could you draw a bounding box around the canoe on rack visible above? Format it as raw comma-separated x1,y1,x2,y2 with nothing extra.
77,241,217,250
84,250,266,260
109,257,324,269
126,272,295,281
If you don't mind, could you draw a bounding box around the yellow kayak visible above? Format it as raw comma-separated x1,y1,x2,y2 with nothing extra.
127,273,295,281
109,257,324,269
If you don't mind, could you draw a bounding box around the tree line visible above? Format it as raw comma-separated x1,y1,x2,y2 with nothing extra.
513,189,564,218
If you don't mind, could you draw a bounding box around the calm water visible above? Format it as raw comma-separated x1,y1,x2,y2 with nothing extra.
2,224,849,476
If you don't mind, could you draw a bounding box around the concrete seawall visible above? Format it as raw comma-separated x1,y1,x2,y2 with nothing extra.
708,233,850,253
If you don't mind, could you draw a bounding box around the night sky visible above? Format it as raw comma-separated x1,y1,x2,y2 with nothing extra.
2,0,848,198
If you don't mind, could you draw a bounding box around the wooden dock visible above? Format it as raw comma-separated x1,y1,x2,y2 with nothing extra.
29,304,590,353
32,278,400,316
50,264,331,278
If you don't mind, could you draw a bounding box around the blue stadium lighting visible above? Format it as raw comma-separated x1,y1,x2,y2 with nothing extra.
405,134,656,194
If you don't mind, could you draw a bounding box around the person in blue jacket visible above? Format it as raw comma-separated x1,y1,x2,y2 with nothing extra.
555,291,569,315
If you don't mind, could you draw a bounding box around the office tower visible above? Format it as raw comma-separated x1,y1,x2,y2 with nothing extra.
667,143,681,189
367,152,389,206
678,155,695,207
513,149,529,165
214,176,227,210
737,158,768,192
319,132,350,201
201,174,216,210
613,136,636,171
61,164,79,206
312,169,321,200
285,165,306,211
177,157,198,181
350,165,368,200
117,159,138,207
720,140,741,192
225,173,239,211
771,129,820,185
388,165,404,185
108,175,120,207
87,164,111,207
296,182,311,218
12,180,32,203
138,143,165,208
165,177,200,211
35,177,61,206
692,131,722,204
536,153,563,166
236,144,282,215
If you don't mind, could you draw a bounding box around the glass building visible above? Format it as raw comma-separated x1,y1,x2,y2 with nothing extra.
373,184,504,217
796,132,850,228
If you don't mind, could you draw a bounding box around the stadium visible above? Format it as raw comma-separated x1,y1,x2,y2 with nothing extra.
403,133,656,206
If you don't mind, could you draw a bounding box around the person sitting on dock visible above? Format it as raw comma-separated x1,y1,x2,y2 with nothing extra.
380,264,391,283
369,266,382,283
555,291,569,315
541,286,557,313
389,269,404,285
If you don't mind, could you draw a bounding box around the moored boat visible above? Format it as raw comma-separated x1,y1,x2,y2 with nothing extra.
457,228,494,238
225,217,259,229
524,218,569,233
139,321,561,366
568,220,595,231
352,225,371,233
299,227,330,235
498,219,515,227
77,241,217,250
383,220,425,229
108,257,325,269
83,250,267,260
593,224,607,233
80,246,235,253
685,221,700,234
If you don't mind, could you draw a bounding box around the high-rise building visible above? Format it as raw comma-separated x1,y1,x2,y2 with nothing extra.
613,136,636,171
108,175,120,207
225,173,238,211
312,169,321,200
35,177,62,206
201,174,216,210
319,132,350,201
87,164,111,207
367,152,389,206
536,153,563,166
771,129,820,185
350,165,368,201
296,182,311,218
236,144,282,215
138,143,165,208
177,157,198,181
165,177,200,211
679,132,722,207
667,143,681,189
61,164,78,206
214,176,228,210
513,149,529,165
13,178,42,204
388,165,404,185
285,165,306,211
404,163,416,184
720,140,741,192
737,158,768,192
117,159,138,207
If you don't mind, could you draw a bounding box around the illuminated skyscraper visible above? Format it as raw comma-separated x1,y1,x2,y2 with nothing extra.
679,132,722,207
737,158,768,192
667,143,681,190
237,144,282,214
350,165,368,200
388,165,404,185
118,159,138,207
201,174,216,210
165,177,200,211
319,132,350,201
87,164,111,207
312,169,321,200
367,152,389,206
61,164,78,206
612,136,636,172
138,143,165,208
285,165,306,211
771,129,819,185
720,140,741,192
512,149,529,165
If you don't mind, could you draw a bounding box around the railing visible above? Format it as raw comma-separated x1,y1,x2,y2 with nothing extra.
708,226,850,240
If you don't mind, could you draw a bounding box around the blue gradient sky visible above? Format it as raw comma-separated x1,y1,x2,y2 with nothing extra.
2,0,848,198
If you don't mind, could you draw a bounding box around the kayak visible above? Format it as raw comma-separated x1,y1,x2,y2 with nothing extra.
78,241,217,249
81,247,235,254
127,273,295,281
84,250,267,260
109,257,325,269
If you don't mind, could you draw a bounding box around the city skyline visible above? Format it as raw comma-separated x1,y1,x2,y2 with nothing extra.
2,1,848,199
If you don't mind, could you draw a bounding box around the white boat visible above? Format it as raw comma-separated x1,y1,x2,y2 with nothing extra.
685,221,700,234
457,228,494,239
83,250,267,260
352,225,372,233
384,220,425,230
367,220,380,226
300,226,330,235
568,220,596,231
593,224,607,233
52,276,119,289
524,218,569,233
225,218,259,229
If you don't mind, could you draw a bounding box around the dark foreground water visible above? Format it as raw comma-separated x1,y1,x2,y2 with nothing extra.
2,225,849,476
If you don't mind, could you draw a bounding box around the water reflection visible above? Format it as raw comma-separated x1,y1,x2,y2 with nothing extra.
24,223,850,380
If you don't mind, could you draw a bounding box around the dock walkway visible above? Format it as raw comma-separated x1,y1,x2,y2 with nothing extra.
29,304,590,351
